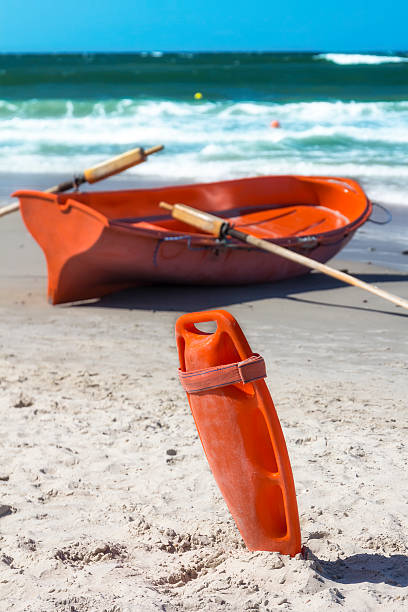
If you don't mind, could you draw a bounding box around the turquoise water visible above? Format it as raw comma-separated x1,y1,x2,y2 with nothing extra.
1,52,408,207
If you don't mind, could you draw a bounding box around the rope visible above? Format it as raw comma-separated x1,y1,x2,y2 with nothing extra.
152,235,231,266
368,202,392,225
153,235,191,267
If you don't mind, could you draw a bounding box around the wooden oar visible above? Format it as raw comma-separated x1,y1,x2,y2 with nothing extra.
0,144,164,218
159,201,408,311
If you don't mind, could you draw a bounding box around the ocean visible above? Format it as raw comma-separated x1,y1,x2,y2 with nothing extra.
1,51,408,208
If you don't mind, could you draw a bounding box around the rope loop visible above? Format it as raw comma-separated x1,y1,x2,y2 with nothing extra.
368,202,392,225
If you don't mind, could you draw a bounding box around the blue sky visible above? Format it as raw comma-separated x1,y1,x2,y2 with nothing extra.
1,0,407,53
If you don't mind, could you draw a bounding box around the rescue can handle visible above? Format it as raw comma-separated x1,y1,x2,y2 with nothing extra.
175,309,252,363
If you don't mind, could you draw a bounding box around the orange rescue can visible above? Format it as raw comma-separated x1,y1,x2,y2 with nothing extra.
176,309,301,556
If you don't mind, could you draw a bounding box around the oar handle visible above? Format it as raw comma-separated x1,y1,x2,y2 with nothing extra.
159,201,225,235
84,144,164,184
160,201,408,312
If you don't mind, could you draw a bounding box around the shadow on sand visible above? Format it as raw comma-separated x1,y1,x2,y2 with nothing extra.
305,548,408,587
72,271,407,316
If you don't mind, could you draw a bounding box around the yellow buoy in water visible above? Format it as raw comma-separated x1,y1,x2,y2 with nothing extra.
194,92,203,100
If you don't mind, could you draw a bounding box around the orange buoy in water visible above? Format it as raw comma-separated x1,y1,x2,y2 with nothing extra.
175,309,301,556
270,119,281,128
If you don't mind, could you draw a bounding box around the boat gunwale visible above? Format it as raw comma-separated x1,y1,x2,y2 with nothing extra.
13,174,372,248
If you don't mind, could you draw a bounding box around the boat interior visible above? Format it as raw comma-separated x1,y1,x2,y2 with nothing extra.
115,204,350,239
56,175,368,239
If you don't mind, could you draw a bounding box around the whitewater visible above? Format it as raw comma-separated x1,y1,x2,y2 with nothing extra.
1,51,408,207
1,97,408,206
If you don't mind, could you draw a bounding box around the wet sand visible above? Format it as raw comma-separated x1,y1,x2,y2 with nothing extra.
0,175,407,611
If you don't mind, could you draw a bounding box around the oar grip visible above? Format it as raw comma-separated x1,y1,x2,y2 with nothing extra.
84,144,164,184
159,202,225,236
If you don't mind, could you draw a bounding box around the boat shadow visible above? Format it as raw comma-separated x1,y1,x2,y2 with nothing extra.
74,271,407,315
305,548,408,587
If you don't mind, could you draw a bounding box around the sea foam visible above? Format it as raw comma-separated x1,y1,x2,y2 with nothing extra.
1,97,408,206
316,53,408,65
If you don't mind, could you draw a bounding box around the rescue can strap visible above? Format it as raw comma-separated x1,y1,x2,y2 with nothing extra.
178,353,266,394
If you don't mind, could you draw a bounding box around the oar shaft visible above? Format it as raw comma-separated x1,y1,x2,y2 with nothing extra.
229,228,408,310
0,202,19,217
45,177,86,195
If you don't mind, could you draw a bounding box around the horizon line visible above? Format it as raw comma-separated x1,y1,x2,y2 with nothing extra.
1,49,407,55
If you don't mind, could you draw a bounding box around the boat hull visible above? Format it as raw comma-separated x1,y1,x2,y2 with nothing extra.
13,175,372,304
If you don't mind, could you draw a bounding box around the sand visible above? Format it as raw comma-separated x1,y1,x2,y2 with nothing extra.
0,178,407,611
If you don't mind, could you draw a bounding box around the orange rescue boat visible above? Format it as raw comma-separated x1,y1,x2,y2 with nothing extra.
13,175,372,304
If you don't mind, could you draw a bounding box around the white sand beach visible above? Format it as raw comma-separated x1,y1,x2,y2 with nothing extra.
0,177,407,611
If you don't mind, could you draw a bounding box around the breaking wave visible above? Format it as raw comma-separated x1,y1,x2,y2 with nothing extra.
316,53,408,65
